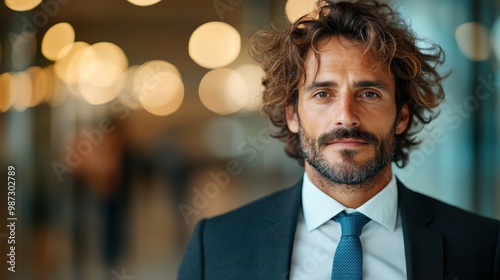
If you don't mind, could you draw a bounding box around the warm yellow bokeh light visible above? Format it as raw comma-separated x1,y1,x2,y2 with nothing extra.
133,60,181,101
5,0,42,11
135,60,181,81
0,72,12,112
54,41,90,85
455,22,491,61
117,66,142,110
199,68,248,115
54,41,128,104
235,64,263,112
139,73,184,116
189,22,241,69
42,23,75,61
134,61,184,116
11,71,32,112
285,0,317,23
79,42,128,87
127,0,162,7
79,82,122,105
75,42,128,105
142,91,183,116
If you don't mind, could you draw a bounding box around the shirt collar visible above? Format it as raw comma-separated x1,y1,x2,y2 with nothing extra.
302,172,398,232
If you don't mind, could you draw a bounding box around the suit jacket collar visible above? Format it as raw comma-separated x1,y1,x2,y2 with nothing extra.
397,179,444,280
257,180,303,280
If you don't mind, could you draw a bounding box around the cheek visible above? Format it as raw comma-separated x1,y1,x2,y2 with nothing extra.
299,115,328,139
300,104,336,133
359,109,398,137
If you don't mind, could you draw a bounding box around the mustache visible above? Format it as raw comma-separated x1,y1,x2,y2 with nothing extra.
317,127,379,147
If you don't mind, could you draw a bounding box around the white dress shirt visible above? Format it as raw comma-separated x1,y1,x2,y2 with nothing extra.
289,172,407,280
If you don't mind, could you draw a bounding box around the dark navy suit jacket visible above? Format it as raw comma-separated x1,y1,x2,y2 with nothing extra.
178,179,500,279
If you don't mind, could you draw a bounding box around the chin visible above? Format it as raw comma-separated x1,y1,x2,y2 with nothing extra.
327,149,374,164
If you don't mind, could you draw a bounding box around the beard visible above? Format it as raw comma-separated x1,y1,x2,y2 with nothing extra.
298,122,396,187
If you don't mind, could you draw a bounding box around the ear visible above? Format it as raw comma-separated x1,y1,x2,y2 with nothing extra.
285,102,299,133
395,103,410,135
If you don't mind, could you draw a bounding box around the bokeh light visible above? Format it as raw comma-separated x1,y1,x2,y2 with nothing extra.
117,66,142,110
134,60,181,81
189,22,241,69
53,41,128,105
285,0,317,23
119,61,183,111
133,60,184,116
0,72,12,112
199,68,247,115
10,71,32,112
455,22,491,61
42,22,75,61
235,64,263,112
79,42,128,86
78,82,121,105
5,0,42,11
127,0,162,7
77,42,128,104
54,41,90,85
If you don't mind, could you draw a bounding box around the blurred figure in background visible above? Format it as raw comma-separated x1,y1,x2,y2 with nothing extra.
71,118,132,278
66,116,190,280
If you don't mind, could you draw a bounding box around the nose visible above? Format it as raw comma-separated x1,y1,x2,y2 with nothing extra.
334,93,360,128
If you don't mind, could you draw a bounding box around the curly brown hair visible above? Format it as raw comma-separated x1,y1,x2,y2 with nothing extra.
249,0,446,168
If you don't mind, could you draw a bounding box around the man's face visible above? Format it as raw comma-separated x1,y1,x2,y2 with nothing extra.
286,36,409,185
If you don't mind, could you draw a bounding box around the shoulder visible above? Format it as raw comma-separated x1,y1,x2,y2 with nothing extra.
206,181,302,228
188,181,302,259
399,181,500,230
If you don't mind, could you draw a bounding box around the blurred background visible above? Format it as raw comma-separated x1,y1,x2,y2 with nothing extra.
0,0,498,279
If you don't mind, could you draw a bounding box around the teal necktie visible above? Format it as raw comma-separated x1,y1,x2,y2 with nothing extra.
331,212,371,280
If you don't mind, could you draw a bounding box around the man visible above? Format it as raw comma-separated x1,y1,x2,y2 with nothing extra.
178,0,500,279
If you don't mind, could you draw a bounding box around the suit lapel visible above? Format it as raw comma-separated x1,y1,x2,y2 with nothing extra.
397,179,444,280
257,180,302,280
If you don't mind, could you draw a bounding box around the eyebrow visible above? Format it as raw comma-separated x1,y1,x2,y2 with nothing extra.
354,80,391,92
304,80,391,92
305,81,337,91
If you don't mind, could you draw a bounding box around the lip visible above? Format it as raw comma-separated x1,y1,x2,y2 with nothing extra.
328,138,367,147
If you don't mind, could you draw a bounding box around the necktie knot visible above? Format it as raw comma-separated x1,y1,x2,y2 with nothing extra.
333,212,370,237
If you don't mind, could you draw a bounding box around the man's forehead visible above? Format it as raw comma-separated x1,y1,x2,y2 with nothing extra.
303,36,390,79
299,36,395,90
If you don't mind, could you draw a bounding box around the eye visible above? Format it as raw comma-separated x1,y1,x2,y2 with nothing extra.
313,91,330,98
361,91,379,99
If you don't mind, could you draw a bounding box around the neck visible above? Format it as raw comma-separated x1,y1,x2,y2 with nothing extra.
305,164,393,208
